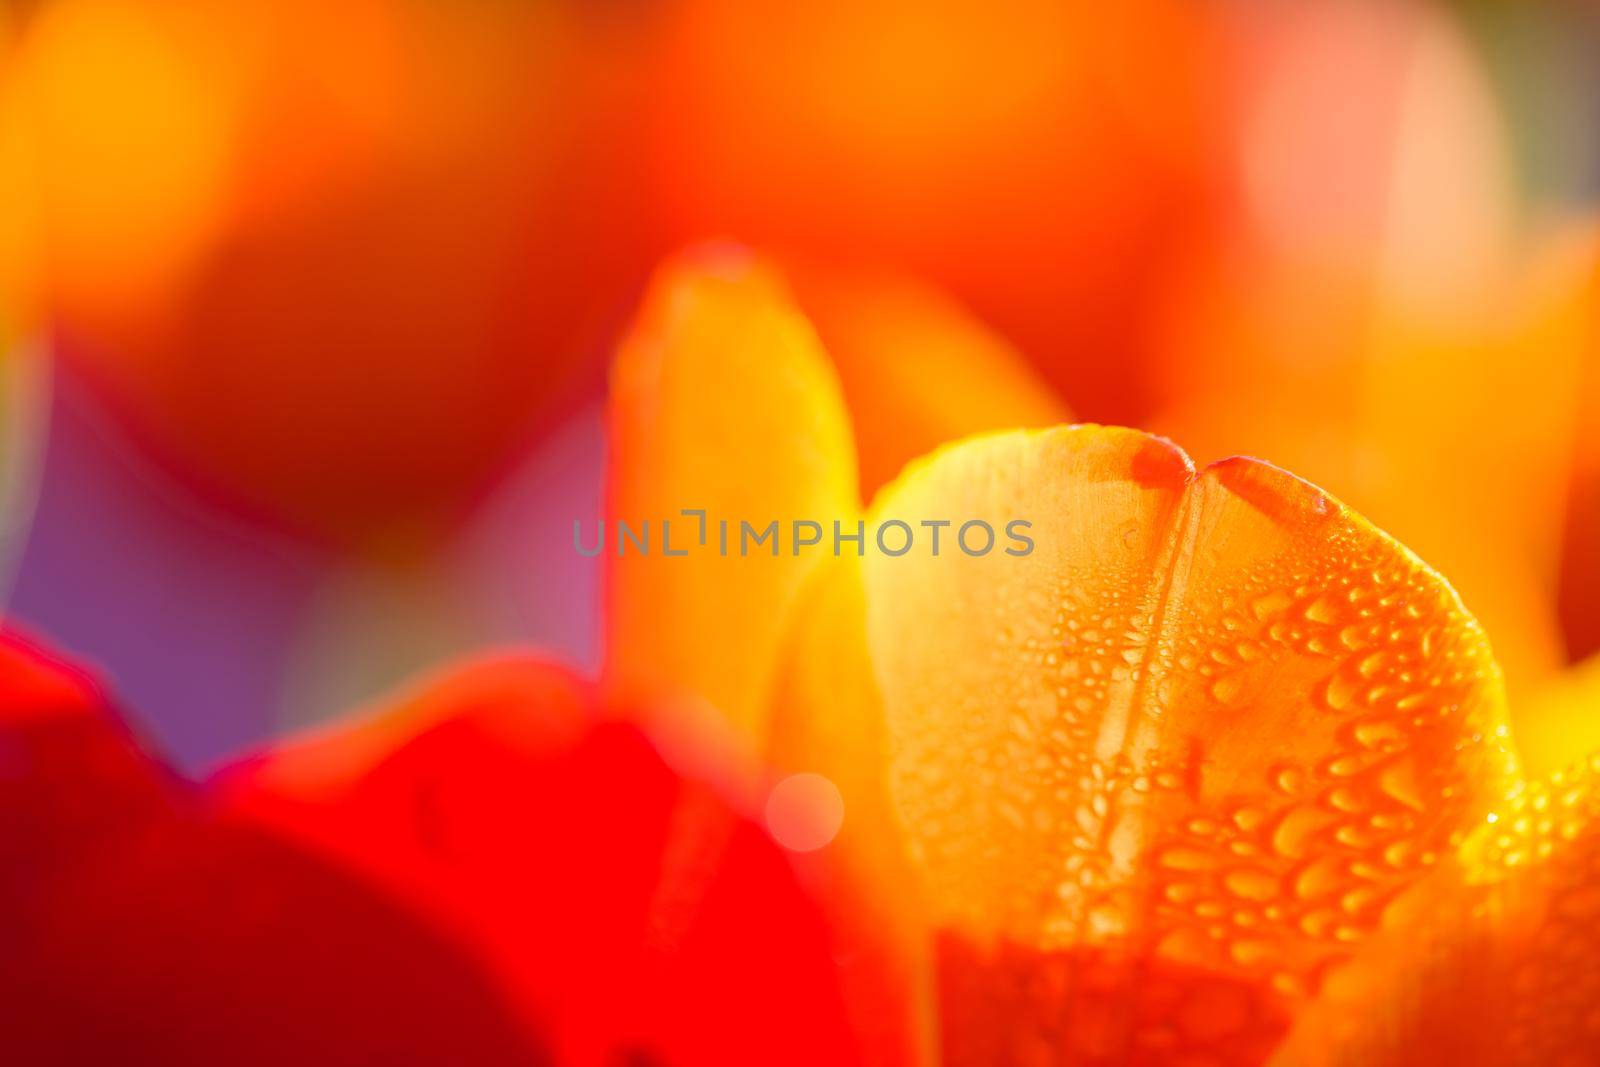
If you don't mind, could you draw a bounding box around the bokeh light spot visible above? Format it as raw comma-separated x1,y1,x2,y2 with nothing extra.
765,772,844,853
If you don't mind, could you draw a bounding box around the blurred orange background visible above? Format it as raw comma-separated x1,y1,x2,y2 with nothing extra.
1,0,1598,772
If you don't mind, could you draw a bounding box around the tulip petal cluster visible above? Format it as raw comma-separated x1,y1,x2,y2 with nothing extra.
5,236,1600,1067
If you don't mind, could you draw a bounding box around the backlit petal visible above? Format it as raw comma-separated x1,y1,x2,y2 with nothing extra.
861,426,1516,1062
604,246,859,744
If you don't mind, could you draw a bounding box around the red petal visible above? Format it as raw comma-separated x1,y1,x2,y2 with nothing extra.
1,632,548,1064
224,656,866,1066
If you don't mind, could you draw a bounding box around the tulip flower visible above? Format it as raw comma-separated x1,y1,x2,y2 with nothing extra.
7,0,1600,1061
603,247,1600,1065
8,233,1599,1067
10,242,1600,1065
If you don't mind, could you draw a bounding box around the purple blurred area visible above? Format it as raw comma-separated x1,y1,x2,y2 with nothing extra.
7,366,603,772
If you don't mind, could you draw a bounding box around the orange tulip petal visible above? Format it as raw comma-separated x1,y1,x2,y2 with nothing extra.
604,245,859,743
787,266,1069,496
1271,753,1600,1067
861,426,1516,1061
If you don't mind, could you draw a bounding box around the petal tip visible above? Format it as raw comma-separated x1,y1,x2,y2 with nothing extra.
674,238,763,282
1204,455,1336,525
1128,432,1197,491
1043,425,1194,490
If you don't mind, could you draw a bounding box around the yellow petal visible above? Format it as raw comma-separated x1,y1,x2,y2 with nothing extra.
604,245,859,745
767,555,937,1066
863,425,1516,1060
